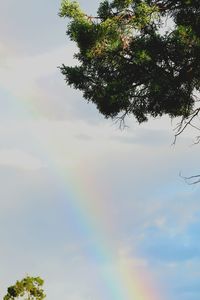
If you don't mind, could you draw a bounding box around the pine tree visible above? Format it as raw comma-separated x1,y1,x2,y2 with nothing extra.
59,0,200,127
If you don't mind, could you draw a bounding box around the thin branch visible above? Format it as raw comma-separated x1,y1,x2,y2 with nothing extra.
179,172,200,185
193,135,200,145
114,110,129,129
172,107,200,145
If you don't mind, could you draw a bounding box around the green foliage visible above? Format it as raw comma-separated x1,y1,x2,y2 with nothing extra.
60,0,200,123
59,0,85,19
3,276,46,300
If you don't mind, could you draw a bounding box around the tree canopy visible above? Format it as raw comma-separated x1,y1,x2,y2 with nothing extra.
3,276,46,300
59,0,200,125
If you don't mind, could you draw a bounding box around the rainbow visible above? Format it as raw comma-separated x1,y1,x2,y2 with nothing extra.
0,79,164,299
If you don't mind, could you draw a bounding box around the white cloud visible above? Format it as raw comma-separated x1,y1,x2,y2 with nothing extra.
0,148,45,170
117,245,148,268
0,44,76,113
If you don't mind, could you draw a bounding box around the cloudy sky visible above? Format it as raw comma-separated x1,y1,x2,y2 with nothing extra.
0,1,200,300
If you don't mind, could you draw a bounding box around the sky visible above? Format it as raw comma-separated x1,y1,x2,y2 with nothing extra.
0,1,200,300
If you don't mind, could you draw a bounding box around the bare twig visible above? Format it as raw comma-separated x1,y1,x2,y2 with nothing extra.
179,172,200,185
172,107,200,145
114,110,129,129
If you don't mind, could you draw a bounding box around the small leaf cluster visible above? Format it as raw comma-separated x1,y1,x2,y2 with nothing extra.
3,276,46,300
59,0,85,19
